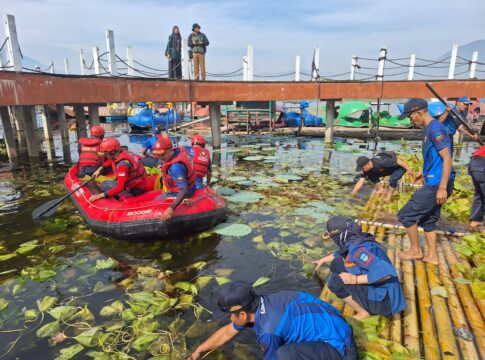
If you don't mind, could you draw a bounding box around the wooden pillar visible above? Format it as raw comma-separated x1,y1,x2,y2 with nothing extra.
0,106,18,161
40,105,53,141
88,105,100,126
325,100,336,144
12,105,40,159
56,104,71,163
74,105,87,140
209,102,221,149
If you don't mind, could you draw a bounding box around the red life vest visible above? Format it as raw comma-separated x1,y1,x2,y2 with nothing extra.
112,151,147,190
78,137,102,167
162,147,197,192
192,146,211,178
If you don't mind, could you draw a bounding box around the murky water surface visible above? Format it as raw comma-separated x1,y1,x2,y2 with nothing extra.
0,128,477,359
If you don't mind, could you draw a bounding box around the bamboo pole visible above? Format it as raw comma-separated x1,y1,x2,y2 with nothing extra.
426,261,459,359
320,284,331,302
438,247,480,360
415,260,440,360
454,253,485,318
391,234,403,345
375,226,386,243
356,219,467,237
442,239,485,358
401,236,420,356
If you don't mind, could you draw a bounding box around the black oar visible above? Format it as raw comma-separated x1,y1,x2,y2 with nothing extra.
425,82,484,146
32,177,96,220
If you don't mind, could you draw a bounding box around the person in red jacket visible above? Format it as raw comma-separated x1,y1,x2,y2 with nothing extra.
152,133,196,220
89,138,147,202
78,125,105,177
189,134,212,189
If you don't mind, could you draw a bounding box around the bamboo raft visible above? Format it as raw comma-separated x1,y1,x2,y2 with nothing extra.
320,191,485,359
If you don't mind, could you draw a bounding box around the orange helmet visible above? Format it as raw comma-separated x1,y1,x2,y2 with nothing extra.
99,138,120,153
90,125,105,138
191,134,206,146
152,133,173,156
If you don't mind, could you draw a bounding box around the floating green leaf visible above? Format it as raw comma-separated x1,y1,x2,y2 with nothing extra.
196,276,212,289
214,223,252,237
160,252,172,261
229,191,262,203
37,296,57,312
96,257,119,270
48,305,78,320
243,155,264,161
252,277,270,287
0,298,8,312
74,327,100,347
31,269,57,282
226,176,247,182
55,344,84,360
16,245,40,254
275,174,302,183
0,253,17,262
453,277,472,285
189,261,207,270
215,276,231,285
36,320,60,337
215,187,236,196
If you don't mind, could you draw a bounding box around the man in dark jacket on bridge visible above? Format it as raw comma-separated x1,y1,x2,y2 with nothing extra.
188,23,209,80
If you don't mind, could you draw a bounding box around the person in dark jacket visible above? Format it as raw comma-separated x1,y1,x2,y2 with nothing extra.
188,281,357,360
313,216,406,320
165,26,182,80
188,23,209,80
352,152,413,202
469,145,485,229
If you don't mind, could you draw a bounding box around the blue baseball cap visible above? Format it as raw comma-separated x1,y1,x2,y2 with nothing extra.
217,281,256,313
399,98,428,119
457,96,472,104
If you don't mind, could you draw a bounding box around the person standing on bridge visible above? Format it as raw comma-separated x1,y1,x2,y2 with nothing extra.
397,98,454,265
165,26,182,80
188,23,209,80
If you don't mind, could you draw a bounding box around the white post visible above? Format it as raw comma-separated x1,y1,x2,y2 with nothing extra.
377,46,387,81
469,51,478,79
64,58,70,74
93,46,100,75
49,60,55,74
126,46,134,76
243,56,248,81
4,14,22,72
408,54,416,80
350,55,357,80
181,39,190,80
79,48,85,75
247,45,254,81
448,43,458,79
312,46,320,81
295,55,300,81
106,30,117,76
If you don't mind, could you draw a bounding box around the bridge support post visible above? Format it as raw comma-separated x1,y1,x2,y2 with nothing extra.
56,104,71,163
88,105,100,126
41,106,53,141
325,100,336,144
209,102,221,149
74,105,87,140
12,106,40,159
0,106,18,161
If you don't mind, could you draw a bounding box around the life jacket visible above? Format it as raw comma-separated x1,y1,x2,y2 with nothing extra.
78,137,102,167
162,147,196,192
192,146,211,178
112,151,147,190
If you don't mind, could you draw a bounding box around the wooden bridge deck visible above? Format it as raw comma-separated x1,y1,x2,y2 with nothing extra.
320,192,485,359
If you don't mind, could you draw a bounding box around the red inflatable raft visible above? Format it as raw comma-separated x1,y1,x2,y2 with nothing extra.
64,166,228,240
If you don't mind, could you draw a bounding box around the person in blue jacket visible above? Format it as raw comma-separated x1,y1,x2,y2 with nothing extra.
313,216,406,320
188,281,357,360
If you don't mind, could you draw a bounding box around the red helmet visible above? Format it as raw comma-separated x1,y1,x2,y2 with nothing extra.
99,138,120,153
90,125,105,138
191,134,206,146
153,133,173,156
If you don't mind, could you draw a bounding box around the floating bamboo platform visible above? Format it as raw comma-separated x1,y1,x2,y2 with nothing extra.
320,192,485,359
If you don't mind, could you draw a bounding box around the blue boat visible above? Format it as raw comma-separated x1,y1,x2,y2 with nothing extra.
128,107,182,132
280,101,325,127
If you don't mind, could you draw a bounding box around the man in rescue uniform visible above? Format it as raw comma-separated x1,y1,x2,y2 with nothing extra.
187,134,212,189
469,145,485,229
77,125,105,177
314,216,406,320
152,133,196,221
188,281,357,360
352,152,413,202
89,138,147,202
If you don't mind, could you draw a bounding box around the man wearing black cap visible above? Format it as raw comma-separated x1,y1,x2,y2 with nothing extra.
397,98,455,265
352,152,413,202
188,23,209,80
438,96,478,148
188,281,357,360
313,216,406,320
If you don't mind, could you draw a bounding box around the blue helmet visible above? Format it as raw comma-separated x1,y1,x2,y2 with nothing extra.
428,101,446,118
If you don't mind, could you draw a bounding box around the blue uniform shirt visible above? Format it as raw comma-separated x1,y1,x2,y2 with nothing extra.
423,120,455,186
232,291,353,360
165,149,196,196
342,241,406,315
443,107,467,137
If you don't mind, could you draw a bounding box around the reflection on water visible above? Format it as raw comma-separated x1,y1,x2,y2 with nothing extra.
0,129,478,359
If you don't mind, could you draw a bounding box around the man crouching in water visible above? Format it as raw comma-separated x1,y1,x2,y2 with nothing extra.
188,281,357,360
152,133,196,221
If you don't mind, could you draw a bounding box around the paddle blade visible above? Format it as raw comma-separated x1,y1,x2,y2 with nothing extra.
32,197,64,220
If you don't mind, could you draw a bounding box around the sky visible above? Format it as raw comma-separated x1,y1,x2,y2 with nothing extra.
0,0,484,80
